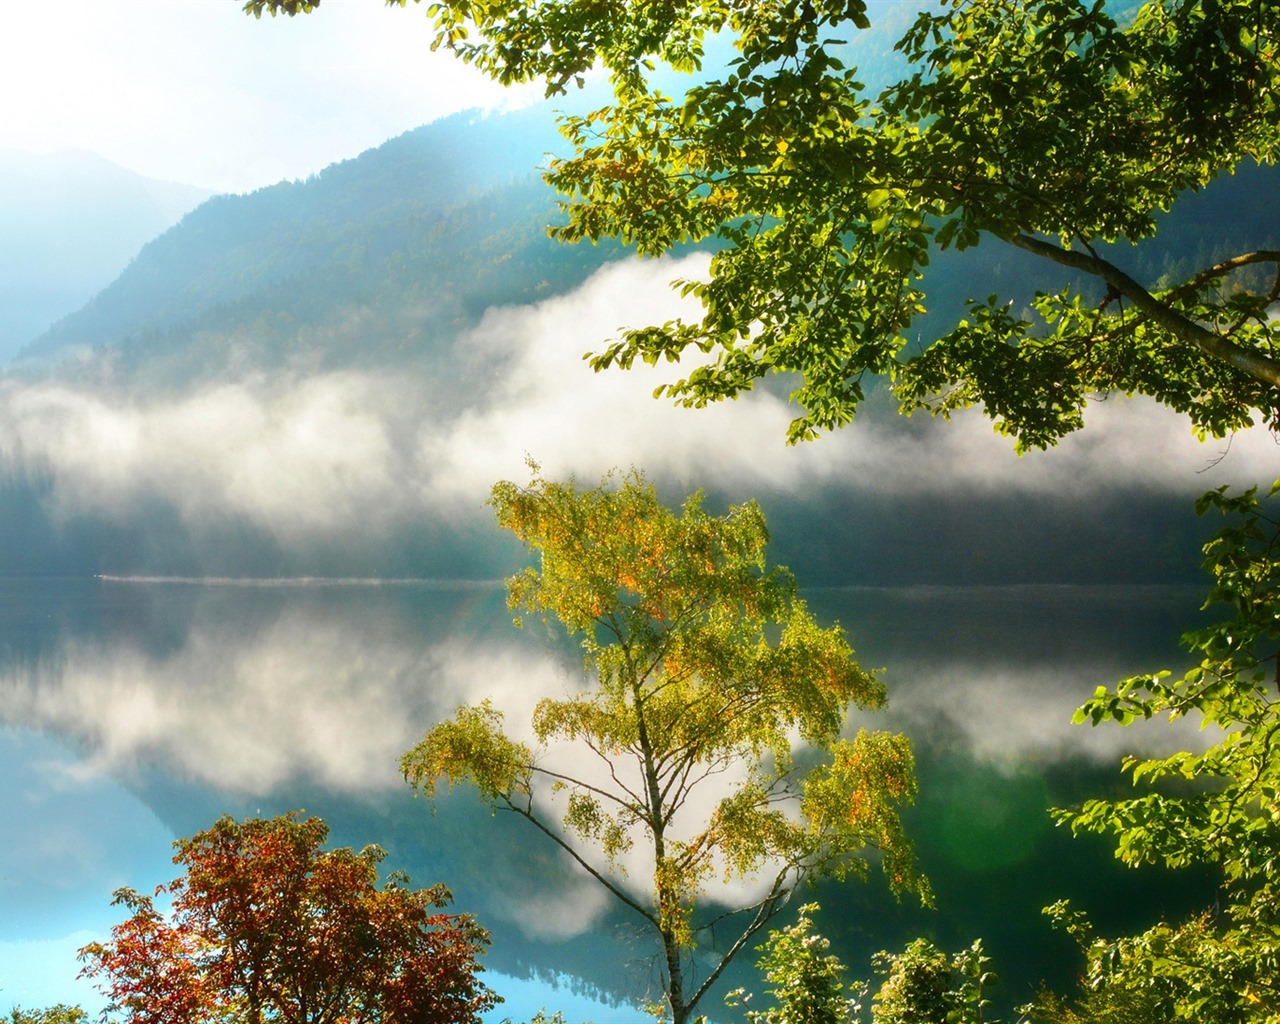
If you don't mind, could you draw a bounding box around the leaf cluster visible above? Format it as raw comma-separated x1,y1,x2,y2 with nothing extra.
729,909,1004,1024
725,904,865,1024
250,0,1280,447
870,938,1001,1024
7,1009,88,1024
78,813,497,1024
1039,482,1280,1020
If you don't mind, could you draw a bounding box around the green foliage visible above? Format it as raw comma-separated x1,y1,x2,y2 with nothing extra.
403,466,927,1024
1032,902,1280,1023
1034,482,1280,1021
7,1008,88,1024
79,813,497,1024
405,699,533,807
244,0,320,16
247,0,1280,447
725,904,864,1024
727,908,1004,1024
870,939,1002,1024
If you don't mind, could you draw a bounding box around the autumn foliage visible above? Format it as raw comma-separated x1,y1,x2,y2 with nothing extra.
404,465,926,1024
79,814,497,1024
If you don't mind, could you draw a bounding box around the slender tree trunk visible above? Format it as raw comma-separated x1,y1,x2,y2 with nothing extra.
631,670,689,1024
663,921,689,1024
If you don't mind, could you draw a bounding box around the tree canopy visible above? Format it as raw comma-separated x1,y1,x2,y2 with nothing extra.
7,1008,87,1024
401,466,927,1024
245,0,1280,448
79,813,497,1024
1028,482,1280,1021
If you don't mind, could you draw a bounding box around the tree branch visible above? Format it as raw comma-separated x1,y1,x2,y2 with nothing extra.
528,762,645,817
499,795,658,927
1164,250,1280,303
686,871,794,1013
1008,233,1280,388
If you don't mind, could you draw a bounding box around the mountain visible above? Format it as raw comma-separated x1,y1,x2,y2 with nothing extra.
0,149,214,363
16,108,604,382
0,106,1273,584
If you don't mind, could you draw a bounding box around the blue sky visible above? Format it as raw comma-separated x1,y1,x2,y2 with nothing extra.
0,0,538,193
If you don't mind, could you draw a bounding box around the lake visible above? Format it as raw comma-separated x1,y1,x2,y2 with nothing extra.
0,575,1215,1018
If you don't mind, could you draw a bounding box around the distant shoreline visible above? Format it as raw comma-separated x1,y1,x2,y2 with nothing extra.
93,574,505,589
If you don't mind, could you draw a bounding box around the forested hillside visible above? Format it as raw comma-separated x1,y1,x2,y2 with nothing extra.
0,105,1274,582
19,109,623,391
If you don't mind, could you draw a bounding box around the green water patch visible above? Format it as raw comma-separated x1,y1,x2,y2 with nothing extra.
925,761,1052,873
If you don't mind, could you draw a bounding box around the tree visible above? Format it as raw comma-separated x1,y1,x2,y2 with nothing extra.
7,1008,88,1024
401,466,928,1024
725,904,865,1024
78,813,498,1024
1027,481,1280,1021
245,0,1280,449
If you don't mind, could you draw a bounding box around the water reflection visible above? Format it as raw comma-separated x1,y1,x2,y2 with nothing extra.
0,577,1213,1016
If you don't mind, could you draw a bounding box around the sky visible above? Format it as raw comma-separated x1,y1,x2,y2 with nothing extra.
0,0,537,194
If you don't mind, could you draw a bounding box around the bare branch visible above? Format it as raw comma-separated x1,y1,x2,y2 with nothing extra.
500,794,658,926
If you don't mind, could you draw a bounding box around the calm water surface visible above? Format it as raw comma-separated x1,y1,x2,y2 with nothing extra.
0,576,1212,1017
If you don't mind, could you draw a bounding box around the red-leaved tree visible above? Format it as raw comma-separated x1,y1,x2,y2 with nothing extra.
79,813,498,1024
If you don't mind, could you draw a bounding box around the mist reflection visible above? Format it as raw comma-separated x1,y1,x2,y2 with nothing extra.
0,576,1213,1015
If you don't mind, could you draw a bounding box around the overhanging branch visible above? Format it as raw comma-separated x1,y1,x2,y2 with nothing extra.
1164,250,1280,302
1009,233,1280,388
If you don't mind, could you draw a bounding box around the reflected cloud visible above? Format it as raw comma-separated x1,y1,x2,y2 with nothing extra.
0,597,487,793
0,574,1208,957
0,580,1220,793
0,572,1229,989
880,661,1213,765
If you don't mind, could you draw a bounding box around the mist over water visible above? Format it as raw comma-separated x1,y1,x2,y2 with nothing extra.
2,118,1274,1017
0,252,1271,586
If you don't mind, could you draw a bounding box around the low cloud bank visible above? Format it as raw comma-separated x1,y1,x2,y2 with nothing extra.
0,255,1270,568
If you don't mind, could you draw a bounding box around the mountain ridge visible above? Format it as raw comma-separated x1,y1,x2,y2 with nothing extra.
0,147,215,363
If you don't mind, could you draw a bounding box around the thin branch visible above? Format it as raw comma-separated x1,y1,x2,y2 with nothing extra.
580,734,648,808
686,872,795,1014
693,866,800,933
500,794,658,926
529,763,646,817
1164,250,1280,303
